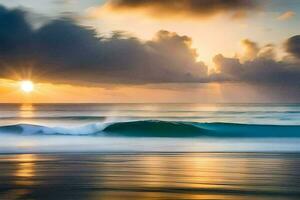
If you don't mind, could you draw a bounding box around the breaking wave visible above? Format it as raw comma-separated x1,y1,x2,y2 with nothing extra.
0,120,300,137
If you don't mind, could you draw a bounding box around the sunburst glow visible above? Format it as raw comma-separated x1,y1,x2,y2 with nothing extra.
20,80,34,93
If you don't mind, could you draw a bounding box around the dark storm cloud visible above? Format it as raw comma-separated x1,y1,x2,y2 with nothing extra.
0,5,207,84
286,35,300,59
0,6,33,63
106,0,260,18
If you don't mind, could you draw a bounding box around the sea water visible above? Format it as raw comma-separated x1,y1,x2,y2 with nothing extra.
1,104,300,199
0,103,299,153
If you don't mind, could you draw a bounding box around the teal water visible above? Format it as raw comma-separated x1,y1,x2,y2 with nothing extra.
0,103,299,152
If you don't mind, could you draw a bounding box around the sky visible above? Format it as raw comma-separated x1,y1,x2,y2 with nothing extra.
0,0,299,103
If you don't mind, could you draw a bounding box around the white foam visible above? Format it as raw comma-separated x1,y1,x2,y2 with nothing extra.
19,123,108,135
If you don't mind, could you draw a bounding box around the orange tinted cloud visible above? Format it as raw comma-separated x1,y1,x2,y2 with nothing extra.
104,0,260,19
277,11,295,21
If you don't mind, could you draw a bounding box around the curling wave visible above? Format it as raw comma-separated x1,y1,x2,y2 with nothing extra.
0,120,300,137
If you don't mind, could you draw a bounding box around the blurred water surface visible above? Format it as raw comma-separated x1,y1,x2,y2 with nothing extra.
0,153,300,200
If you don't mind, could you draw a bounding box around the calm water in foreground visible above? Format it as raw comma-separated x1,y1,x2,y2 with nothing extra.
0,153,300,200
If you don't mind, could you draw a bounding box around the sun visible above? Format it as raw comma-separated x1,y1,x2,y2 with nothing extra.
20,80,34,93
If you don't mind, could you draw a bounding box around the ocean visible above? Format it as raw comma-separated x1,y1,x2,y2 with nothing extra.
0,103,300,199
0,103,299,153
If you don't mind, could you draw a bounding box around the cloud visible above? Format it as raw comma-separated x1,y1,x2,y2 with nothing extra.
213,39,300,87
0,5,207,84
0,6,33,63
104,0,260,19
0,5,299,101
240,39,260,61
214,54,300,86
212,50,300,100
285,35,300,59
238,39,276,61
277,11,295,21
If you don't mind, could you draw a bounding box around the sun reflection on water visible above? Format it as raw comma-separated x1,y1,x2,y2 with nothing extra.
15,154,36,178
19,104,35,118
0,153,298,199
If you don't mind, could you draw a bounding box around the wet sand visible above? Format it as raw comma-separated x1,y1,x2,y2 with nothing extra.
0,152,300,200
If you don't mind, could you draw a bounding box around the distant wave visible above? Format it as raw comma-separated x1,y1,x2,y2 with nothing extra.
0,120,300,137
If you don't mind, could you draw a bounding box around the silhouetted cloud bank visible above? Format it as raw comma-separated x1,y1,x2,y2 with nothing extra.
0,5,299,95
0,5,207,84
